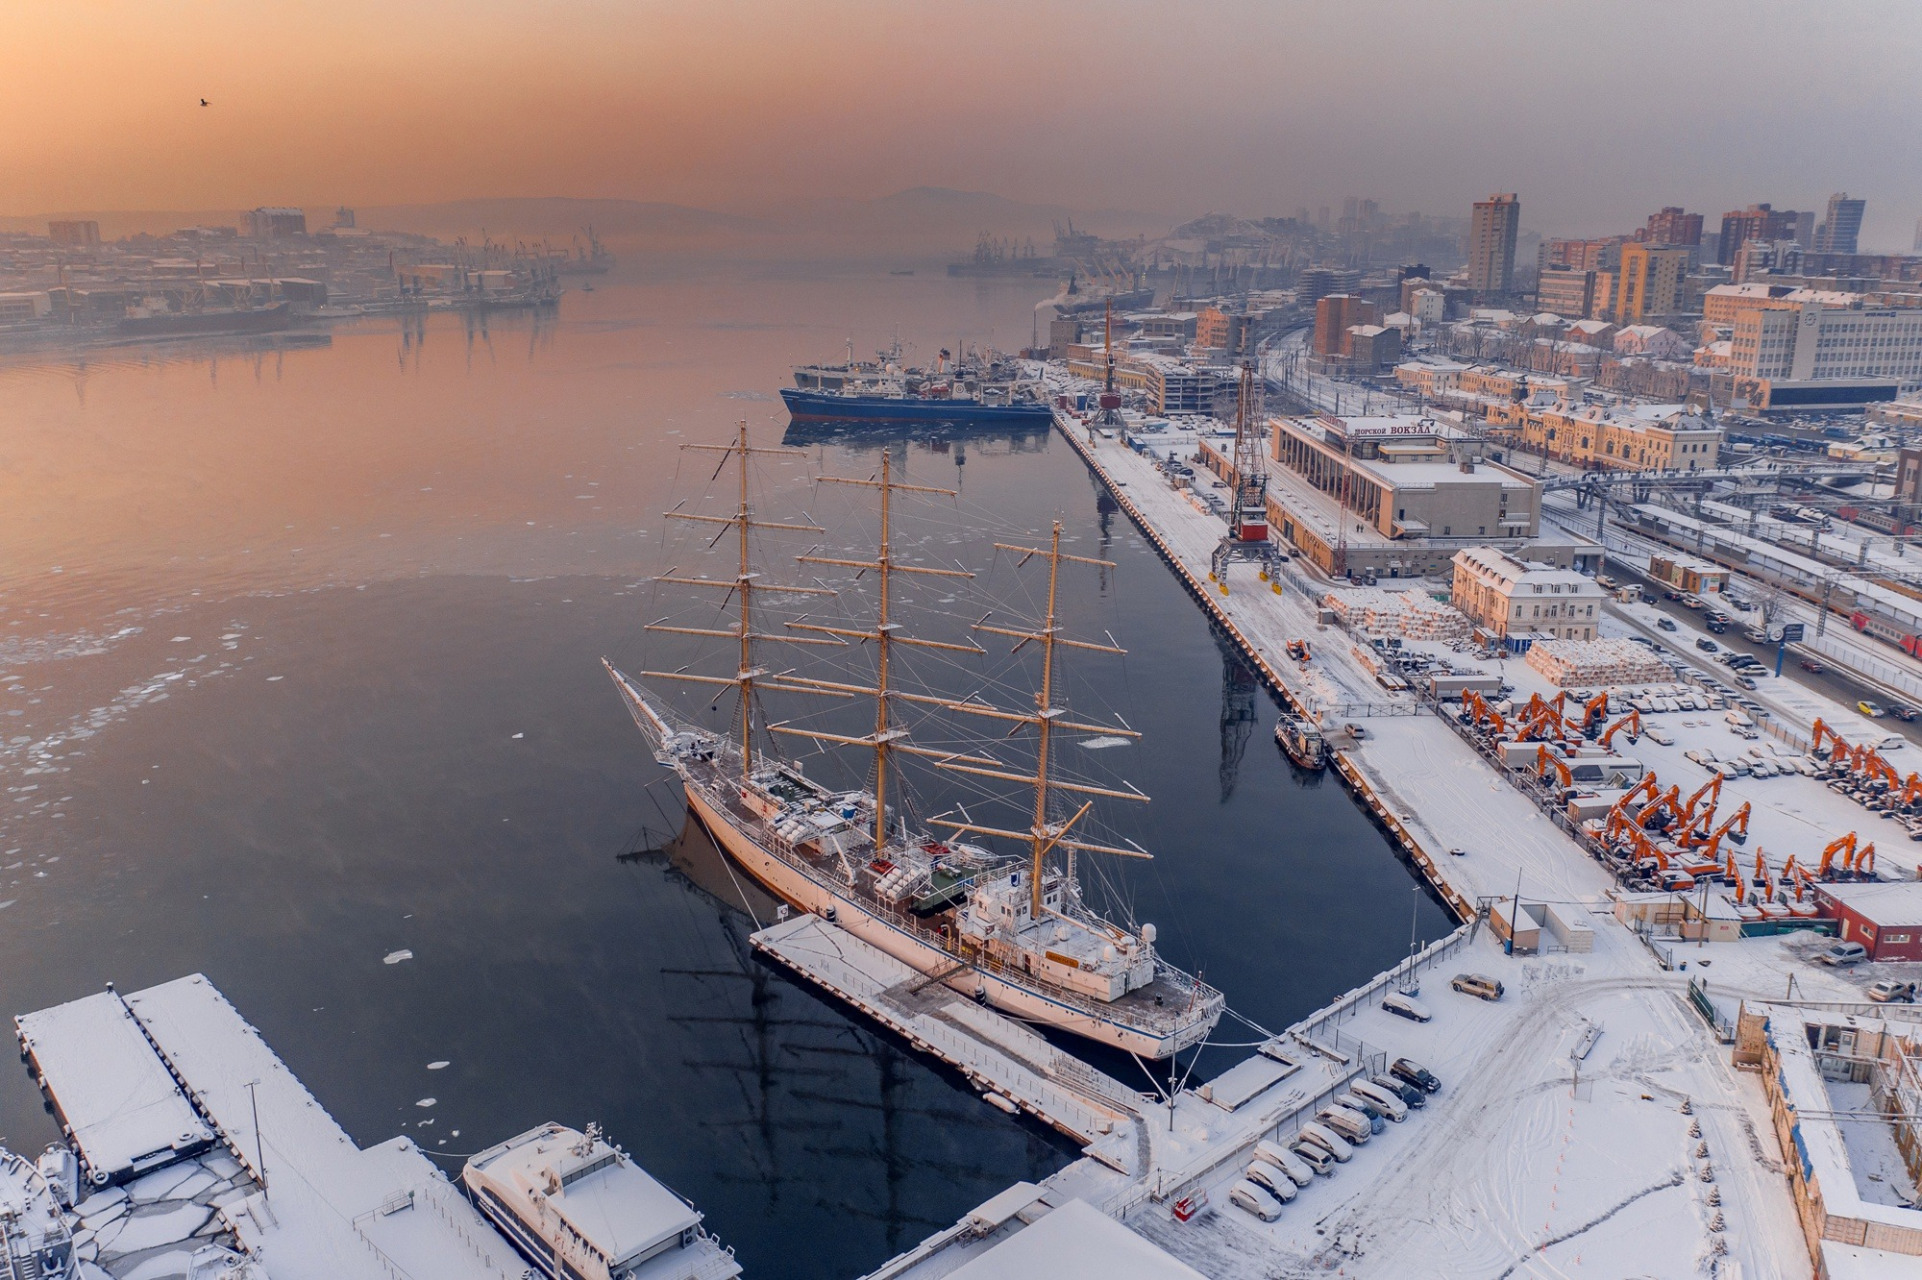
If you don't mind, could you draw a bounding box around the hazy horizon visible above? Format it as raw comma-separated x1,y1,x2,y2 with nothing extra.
6,1,1921,249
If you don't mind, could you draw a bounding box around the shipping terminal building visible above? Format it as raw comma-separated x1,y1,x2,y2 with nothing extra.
1264,413,1558,579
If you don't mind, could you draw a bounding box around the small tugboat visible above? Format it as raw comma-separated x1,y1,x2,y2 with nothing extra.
463,1122,740,1280
1274,712,1326,771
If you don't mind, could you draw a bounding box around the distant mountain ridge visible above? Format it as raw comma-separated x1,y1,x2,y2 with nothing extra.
0,188,1169,258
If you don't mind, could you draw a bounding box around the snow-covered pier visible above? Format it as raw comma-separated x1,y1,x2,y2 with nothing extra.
751,913,1142,1151
16,976,527,1280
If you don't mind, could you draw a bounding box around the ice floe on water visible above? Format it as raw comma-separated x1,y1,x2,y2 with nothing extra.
415,1097,436,1108
426,1060,449,1070
383,949,413,965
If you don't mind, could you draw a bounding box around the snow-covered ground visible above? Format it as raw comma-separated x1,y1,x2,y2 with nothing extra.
995,400,1922,1278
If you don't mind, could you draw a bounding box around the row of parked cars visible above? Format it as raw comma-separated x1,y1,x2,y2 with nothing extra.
1229,1059,1444,1221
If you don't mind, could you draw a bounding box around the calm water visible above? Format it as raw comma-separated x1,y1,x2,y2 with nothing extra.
0,264,1449,1277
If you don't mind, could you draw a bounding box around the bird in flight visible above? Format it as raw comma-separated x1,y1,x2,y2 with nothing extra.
199,98,210,107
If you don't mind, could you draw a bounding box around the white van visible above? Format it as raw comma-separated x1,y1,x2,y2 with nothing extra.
1230,1179,1283,1221
1245,1160,1299,1203
1348,1079,1407,1121
1317,1105,1374,1145
1335,1093,1387,1133
1298,1121,1354,1162
1255,1140,1316,1185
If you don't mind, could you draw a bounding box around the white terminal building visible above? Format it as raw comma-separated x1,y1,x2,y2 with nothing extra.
1450,546,1606,642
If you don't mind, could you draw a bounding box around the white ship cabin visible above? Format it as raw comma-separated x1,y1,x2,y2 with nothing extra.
957,868,1156,1002
463,1123,739,1280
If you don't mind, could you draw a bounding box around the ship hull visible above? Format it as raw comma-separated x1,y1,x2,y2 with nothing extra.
683,783,1208,1059
780,387,1051,426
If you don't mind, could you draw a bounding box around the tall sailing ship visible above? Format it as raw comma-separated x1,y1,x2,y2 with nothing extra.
606,426,1222,1058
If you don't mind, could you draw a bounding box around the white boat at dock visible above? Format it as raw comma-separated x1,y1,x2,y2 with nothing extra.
463,1123,739,1280
606,427,1223,1059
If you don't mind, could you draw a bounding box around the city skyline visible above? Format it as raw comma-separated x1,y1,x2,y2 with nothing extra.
5,0,1921,248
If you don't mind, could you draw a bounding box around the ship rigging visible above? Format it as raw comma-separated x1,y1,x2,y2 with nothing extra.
607,426,1224,1058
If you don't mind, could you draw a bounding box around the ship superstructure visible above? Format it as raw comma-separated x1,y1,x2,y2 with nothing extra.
462,1122,739,1280
782,341,1050,425
0,1148,73,1280
607,427,1223,1058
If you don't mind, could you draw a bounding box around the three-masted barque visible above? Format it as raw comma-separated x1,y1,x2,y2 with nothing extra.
606,425,1223,1058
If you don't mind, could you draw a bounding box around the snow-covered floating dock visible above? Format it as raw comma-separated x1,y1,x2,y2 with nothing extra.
15,976,527,1280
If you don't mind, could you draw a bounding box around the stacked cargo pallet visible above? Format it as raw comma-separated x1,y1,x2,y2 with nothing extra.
1322,588,1472,640
1525,637,1672,687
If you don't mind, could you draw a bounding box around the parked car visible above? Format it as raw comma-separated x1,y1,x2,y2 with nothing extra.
1335,1094,1387,1134
1800,659,1827,673
1866,978,1917,1003
1297,1121,1354,1162
1317,1105,1374,1145
1382,991,1432,1022
1230,1179,1284,1221
1656,617,1679,632
1860,701,1888,718
1245,1160,1299,1203
1450,973,1505,1001
1348,1079,1408,1121
1371,1074,1426,1109
1255,1140,1316,1186
1390,1058,1442,1094
1815,941,1869,967
1696,638,1719,653
1735,676,1758,691
1288,1139,1336,1174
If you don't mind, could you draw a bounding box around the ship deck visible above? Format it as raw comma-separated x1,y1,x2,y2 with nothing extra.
682,761,1222,1042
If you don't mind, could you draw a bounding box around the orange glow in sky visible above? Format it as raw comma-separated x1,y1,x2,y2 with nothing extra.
4,1,1919,239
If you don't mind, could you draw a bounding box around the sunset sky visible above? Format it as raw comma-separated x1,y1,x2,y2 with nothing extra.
6,0,1920,242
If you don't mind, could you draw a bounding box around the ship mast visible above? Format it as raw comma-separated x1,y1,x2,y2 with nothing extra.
930,521,1150,918
768,451,988,852
641,422,838,772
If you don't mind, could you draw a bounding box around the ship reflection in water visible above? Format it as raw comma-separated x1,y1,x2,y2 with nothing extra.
620,804,1073,1258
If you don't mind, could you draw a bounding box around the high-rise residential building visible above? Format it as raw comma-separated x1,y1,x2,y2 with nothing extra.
47,220,101,248
1536,265,1597,319
1640,207,1703,247
1468,193,1521,296
1313,294,1379,357
1613,243,1695,321
1813,193,1866,254
1715,204,1804,265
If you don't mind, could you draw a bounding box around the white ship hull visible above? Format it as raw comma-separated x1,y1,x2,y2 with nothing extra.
684,785,1209,1059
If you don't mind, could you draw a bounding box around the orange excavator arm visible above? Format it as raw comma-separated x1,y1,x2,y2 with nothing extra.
1638,784,1681,829
1580,691,1609,732
1681,773,1723,827
1600,708,1642,751
1818,833,1857,878
1726,846,1746,904
1536,744,1573,789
